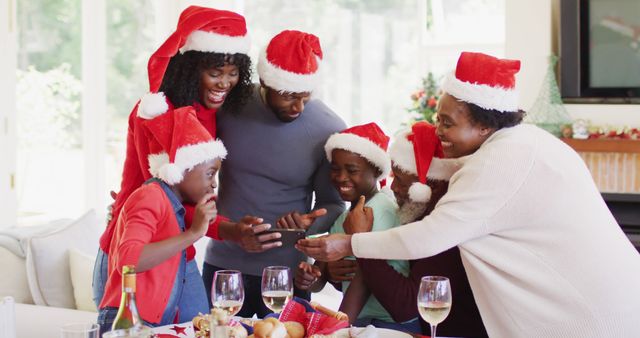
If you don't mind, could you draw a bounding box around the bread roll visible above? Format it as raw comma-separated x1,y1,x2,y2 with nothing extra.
283,321,304,338
252,318,287,338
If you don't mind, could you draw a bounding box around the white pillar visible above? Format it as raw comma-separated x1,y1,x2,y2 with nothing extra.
0,0,18,226
82,0,106,214
505,0,553,110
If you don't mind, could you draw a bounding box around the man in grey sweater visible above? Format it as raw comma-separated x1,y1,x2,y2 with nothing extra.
203,30,346,318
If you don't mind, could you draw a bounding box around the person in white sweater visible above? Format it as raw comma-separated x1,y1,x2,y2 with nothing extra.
296,52,640,337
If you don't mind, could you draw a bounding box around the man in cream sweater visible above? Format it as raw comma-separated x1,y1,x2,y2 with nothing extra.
297,52,640,337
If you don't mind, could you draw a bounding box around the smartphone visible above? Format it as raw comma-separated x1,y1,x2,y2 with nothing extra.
262,228,306,246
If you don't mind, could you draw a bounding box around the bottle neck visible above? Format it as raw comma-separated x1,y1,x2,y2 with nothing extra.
122,272,136,293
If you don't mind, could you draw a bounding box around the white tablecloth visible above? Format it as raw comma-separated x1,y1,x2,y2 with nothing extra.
150,322,415,337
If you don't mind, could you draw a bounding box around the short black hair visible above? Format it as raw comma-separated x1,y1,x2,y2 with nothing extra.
465,102,526,130
158,51,253,113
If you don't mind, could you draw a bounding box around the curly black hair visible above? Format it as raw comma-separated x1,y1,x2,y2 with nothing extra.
158,51,253,113
465,102,526,130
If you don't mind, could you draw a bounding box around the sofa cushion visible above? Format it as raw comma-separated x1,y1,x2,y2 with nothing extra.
0,245,32,304
69,248,97,312
25,210,101,309
0,218,71,258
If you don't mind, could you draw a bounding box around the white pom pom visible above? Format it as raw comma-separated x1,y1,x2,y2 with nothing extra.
138,92,169,119
408,182,431,203
158,164,184,184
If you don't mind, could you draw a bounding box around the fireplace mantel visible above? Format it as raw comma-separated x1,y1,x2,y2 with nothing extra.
562,138,640,251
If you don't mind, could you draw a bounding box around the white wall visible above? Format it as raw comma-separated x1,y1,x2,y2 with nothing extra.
505,0,640,126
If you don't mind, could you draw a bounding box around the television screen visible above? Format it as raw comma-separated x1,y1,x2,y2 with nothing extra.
589,0,640,88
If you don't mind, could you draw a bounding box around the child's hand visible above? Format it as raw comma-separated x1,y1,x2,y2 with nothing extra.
295,262,322,290
190,193,217,239
276,209,327,229
343,196,373,234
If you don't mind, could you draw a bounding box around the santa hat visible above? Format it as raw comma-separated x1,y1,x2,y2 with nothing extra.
324,123,390,181
139,6,250,120
441,52,521,113
257,30,323,93
389,122,464,202
143,106,227,185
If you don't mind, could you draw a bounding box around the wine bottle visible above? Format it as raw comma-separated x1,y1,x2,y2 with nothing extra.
112,265,143,331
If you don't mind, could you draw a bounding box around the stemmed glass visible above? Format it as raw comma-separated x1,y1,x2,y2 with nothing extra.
261,266,293,314
60,323,99,338
417,276,452,338
212,270,245,317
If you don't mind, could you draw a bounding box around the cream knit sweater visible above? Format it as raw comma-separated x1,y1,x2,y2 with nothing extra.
352,124,640,337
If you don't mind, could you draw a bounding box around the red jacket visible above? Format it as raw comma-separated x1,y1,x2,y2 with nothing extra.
100,182,186,323
99,99,227,260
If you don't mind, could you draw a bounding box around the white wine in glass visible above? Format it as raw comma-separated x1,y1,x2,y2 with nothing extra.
261,266,293,313
417,276,451,338
262,290,292,313
212,270,245,316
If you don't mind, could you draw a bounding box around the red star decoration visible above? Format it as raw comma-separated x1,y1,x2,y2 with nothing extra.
169,325,187,335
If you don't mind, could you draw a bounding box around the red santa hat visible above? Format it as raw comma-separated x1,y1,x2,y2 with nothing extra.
257,30,323,93
138,6,250,120
441,52,521,113
389,122,464,202
324,123,391,181
143,106,227,185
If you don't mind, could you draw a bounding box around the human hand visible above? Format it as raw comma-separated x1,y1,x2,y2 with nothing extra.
106,191,119,224
190,193,217,239
343,196,374,234
295,234,353,262
276,208,327,229
235,216,282,253
295,262,322,290
326,258,358,282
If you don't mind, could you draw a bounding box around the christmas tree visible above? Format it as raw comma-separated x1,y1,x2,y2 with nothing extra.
407,72,440,124
524,55,573,137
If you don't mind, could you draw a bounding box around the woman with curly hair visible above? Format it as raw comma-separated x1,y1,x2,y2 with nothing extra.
92,6,258,308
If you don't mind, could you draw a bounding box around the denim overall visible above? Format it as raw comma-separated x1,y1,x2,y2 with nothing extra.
97,179,208,334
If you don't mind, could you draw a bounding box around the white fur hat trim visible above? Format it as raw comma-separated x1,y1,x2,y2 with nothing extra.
325,133,390,181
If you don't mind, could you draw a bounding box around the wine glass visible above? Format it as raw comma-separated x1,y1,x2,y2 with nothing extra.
60,323,99,338
417,276,452,338
212,270,245,317
261,266,293,314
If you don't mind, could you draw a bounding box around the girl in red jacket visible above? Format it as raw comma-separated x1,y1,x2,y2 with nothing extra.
98,106,227,334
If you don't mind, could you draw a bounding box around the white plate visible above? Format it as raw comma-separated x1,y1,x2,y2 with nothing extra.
334,327,413,337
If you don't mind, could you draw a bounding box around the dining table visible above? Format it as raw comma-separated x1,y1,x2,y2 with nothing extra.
150,320,426,337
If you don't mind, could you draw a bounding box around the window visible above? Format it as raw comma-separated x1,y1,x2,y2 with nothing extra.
8,0,157,225
15,0,83,224
238,0,504,131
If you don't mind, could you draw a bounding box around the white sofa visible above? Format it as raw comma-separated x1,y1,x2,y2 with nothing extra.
0,211,102,338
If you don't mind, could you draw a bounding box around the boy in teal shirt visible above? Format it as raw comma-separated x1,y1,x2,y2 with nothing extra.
291,123,418,333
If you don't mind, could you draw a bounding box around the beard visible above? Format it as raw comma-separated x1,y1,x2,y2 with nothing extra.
398,200,428,225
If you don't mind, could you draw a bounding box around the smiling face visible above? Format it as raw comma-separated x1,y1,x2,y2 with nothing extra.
330,149,379,204
176,158,221,204
198,63,240,110
436,93,495,158
390,165,418,208
263,85,311,122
